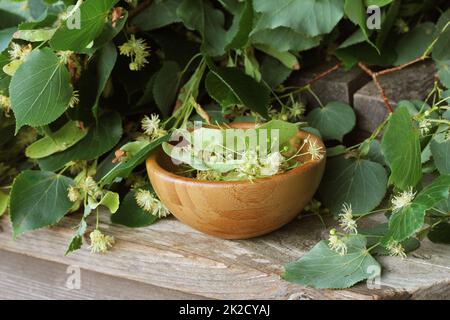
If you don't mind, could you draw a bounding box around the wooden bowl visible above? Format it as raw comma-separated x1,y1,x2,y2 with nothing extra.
146,124,326,239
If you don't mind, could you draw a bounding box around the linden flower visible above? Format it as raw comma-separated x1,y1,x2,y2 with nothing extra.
57,50,74,64
260,152,285,176
289,102,305,120
307,139,324,161
328,229,347,256
8,42,31,61
134,189,172,218
391,187,416,212
0,95,11,115
237,151,261,178
338,203,357,234
135,189,157,212
155,201,171,218
119,35,150,71
80,176,103,200
89,229,115,254
67,186,81,203
196,170,222,181
68,91,80,108
418,119,432,136
386,240,407,259
142,114,161,136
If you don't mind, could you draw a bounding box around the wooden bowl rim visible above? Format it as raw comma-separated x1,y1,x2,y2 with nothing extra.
147,125,326,186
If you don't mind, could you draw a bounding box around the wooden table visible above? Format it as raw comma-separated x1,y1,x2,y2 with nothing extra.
1,210,449,300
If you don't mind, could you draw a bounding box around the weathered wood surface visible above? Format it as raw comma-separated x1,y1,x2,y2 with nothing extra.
0,250,203,300
1,210,450,300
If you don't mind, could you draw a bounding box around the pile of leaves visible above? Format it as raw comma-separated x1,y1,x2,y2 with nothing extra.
0,0,449,289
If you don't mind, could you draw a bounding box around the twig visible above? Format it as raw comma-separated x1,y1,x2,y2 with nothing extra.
358,62,394,113
275,63,342,100
309,63,341,86
375,56,428,76
128,0,153,19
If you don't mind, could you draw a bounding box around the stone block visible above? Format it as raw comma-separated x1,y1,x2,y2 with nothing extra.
353,61,436,133
291,61,370,108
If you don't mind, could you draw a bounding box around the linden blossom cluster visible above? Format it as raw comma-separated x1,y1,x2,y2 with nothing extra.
328,187,418,258
163,122,324,182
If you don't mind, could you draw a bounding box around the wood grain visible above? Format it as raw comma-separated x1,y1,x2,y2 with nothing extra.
0,210,449,299
0,250,205,300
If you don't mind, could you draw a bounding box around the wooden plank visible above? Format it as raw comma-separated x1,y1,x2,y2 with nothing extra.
1,211,449,299
0,250,206,300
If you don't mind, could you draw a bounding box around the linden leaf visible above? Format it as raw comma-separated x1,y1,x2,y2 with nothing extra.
38,112,123,171
385,175,450,242
111,190,159,227
9,48,73,132
50,0,118,52
306,101,356,142
253,0,345,37
283,235,381,289
25,121,88,159
318,156,388,215
10,171,74,237
381,105,422,190
0,190,8,217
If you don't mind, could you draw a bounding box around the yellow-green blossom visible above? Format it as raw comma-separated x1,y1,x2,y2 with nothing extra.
119,35,150,71
89,229,115,254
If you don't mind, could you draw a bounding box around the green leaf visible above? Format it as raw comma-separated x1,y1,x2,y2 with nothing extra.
428,223,450,244
436,60,450,89
283,235,380,289
9,48,73,132
0,53,11,94
205,66,269,118
10,170,74,237
430,133,450,174
318,156,388,215
65,218,87,255
177,0,226,56
0,190,8,217
394,23,435,66
25,121,88,159
13,27,57,42
111,190,159,227
132,0,181,31
432,9,450,62
50,0,118,52
381,106,422,190
89,191,120,214
258,119,299,150
225,0,253,50
306,102,356,142
37,112,123,171
385,175,450,242
253,0,345,37
260,55,292,88
250,27,321,52
92,41,117,119
254,44,299,70
366,0,393,6
344,0,377,50
100,135,169,186
336,42,396,69
0,27,16,53
153,61,181,118
339,29,368,49
361,223,420,256
374,0,400,48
